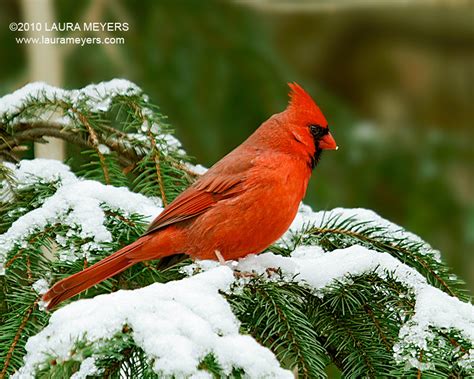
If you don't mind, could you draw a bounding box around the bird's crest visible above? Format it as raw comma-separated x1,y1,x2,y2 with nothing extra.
287,82,327,125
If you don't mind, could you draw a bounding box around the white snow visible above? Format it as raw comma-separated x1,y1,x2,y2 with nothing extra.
4,159,77,188
185,162,208,175
14,267,291,379
70,358,100,379
97,144,110,155
394,285,474,366
0,159,162,273
0,79,141,120
168,199,474,373
0,82,67,120
32,279,49,296
75,79,141,112
235,246,473,336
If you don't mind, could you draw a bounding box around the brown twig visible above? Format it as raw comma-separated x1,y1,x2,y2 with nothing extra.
417,350,423,379
129,102,169,206
4,249,24,269
73,110,110,184
26,255,32,281
0,123,135,167
0,299,39,378
364,304,393,351
147,130,168,206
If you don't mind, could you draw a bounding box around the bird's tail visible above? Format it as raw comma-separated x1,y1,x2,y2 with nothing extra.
43,238,145,310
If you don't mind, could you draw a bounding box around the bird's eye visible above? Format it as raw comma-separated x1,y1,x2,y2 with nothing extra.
309,124,328,138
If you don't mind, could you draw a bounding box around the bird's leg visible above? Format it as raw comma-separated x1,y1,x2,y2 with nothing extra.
214,250,226,265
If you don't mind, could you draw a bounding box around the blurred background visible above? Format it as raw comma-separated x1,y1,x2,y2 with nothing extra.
0,0,472,290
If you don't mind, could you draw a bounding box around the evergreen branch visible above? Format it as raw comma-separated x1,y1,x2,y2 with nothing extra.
298,215,469,301
0,150,20,163
104,209,139,228
5,225,58,269
0,298,39,379
227,280,328,378
198,354,225,377
79,150,129,188
1,97,69,128
256,286,311,377
326,308,377,378
0,121,137,171
94,332,156,379
0,244,52,375
1,96,197,190
25,256,32,281
306,273,415,377
1,96,198,201
445,334,468,355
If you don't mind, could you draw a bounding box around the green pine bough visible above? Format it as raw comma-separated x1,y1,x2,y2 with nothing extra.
0,81,472,378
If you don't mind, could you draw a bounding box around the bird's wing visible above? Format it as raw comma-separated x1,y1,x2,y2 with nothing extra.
144,171,246,235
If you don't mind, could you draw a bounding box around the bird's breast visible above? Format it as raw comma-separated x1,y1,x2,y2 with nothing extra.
186,155,311,260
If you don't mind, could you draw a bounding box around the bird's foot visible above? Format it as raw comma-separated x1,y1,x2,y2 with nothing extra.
265,267,280,276
233,267,280,279
233,270,257,279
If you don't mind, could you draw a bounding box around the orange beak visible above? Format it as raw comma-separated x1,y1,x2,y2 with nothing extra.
319,132,338,150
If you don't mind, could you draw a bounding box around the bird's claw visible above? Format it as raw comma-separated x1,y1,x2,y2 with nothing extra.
233,267,280,279
233,270,257,279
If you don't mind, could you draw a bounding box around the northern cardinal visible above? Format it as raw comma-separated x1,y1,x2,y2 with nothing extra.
43,83,337,309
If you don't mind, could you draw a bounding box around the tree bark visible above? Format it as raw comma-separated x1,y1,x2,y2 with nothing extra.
20,0,65,160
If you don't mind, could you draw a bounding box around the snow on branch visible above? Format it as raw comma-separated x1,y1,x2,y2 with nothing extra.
0,159,161,273
0,80,195,200
283,204,439,259
234,246,474,370
14,267,292,379
0,79,141,121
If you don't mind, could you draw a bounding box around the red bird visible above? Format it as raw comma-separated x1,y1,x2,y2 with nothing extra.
43,83,337,309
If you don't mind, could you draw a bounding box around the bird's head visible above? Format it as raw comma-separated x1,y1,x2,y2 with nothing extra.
284,82,337,167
